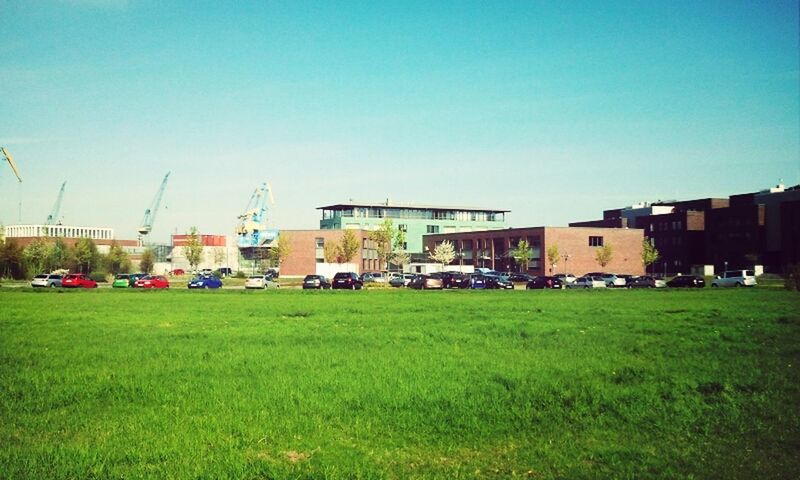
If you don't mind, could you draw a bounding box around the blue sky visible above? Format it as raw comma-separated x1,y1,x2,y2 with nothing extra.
1,0,798,242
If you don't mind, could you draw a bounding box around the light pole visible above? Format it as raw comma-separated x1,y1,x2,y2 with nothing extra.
562,253,571,275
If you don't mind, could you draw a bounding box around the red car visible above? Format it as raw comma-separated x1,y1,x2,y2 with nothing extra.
62,274,98,289
134,275,170,289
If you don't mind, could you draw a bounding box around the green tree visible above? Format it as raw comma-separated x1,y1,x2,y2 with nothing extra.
182,227,204,271
323,241,339,263
22,238,54,275
369,219,396,272
390,228,408,272
596,243,614,269
430,240,456,271
546,244,559,274
641,239,660,274
511,239,532,272
74,238,99,273
50,239,70,271
140,248,155,274
0,239,25,279
338,229,360,264
105,241,131,274
268,232,292,268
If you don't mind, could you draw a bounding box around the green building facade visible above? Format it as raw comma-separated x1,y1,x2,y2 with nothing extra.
318,202,509,255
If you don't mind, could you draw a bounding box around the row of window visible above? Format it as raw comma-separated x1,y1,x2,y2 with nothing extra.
322,208,505,222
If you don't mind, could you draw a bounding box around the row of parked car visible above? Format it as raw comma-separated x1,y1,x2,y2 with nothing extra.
299,269,758,291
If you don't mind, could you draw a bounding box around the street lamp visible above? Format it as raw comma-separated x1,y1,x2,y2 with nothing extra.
562,253,571,275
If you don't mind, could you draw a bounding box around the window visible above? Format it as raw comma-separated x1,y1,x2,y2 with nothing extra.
589,236,604,247
426,225,440,234
398,224,407,232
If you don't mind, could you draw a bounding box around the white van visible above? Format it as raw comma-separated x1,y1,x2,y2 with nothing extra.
711,270,757,287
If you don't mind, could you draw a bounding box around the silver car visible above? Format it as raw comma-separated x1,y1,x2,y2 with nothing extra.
568,276,607,289
31,274,63,288
711,270,757,287
245,275,280,289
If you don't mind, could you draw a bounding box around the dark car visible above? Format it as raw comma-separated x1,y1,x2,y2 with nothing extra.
485,275,515,289
188,275,223,289
526,276,563,289
303,275,332,289
470,274,489,289
627,276,666,288
332,272,363,290
408,274,444,290
667,275,705,288
509,273,536,283
432,271,470,289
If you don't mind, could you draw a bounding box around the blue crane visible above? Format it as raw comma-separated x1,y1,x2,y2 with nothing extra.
138,172,170,237
236,182,278,249
45,181,66,225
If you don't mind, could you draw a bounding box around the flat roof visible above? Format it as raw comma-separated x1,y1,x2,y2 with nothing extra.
317,202,510,213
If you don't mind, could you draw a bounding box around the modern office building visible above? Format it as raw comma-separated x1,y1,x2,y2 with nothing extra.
424,226,645,276
570,183,800,274
318,200,509,256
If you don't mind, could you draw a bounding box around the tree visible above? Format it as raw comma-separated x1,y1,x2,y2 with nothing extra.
369,219,396,272
641,239,660,274
430,240,456,271
268,232,292,268
140,248,155,274
511,239,532,272
0,240,25,279
547,244,559,274
595,243,614,268
74,238,99,273
22,238,54,275
392,251,410,273
323,241,339,263
105,241,131,274
50,239,70,271
338,229,360,264
182,227,204,271
213,247,226,267
390,228,408,272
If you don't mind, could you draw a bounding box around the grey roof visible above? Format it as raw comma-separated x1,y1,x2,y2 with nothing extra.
317,202,510,213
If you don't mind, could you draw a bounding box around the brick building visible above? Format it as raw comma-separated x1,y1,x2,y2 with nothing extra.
278,229,378,277
423,227,645,276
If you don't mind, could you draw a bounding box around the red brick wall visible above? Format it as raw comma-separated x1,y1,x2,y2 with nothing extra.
279,230,373,277
543,227,644,276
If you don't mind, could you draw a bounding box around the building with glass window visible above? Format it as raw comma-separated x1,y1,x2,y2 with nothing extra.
318,201,509,255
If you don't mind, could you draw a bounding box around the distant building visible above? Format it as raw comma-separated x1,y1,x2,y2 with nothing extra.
278,229,378,277
168,234,240,272
570,183,800,274
424,226,645,276
2,224,139,256
318,200,509,257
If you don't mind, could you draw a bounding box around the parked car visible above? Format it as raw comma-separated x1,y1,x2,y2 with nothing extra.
62,274,98,289
200,268,214,277
627,275,667,288
332,272,363,290
389,273,415,288
302,275,331,289
434,271,471,289
711,270,757,288
554,273,577,285
112,274,132,288
509,273,536,283
360,272,387,283
245,274,280,289
568,276,607,289
266,268,280,278
31,274,63,288
526,276,563,289
601,273,627,288
217,267,233,277
408,274,444,290
470,274,489,289
170,268,185,276
128,273,148,287
134,275,170,289
188,275,223,289
667,275,705,288
486,275,514,289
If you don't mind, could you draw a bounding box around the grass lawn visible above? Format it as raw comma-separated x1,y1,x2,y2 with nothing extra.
1,288,798,479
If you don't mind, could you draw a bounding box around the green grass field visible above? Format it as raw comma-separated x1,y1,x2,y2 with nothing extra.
1,288,799,479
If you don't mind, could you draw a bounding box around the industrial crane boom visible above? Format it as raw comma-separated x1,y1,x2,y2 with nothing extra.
1,147,22,182
46,181,67,225
138,172,170,236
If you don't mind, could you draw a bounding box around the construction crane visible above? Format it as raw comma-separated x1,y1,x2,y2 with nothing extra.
236,182,278,249
45,181,66,225
1,147,22,182
138,172,170,238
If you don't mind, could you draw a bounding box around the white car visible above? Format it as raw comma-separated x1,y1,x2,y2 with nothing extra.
31,274,63,288
245,275,280,289
568,276,607,289
601,274,627,288
711,270,757,288
554,273,577,284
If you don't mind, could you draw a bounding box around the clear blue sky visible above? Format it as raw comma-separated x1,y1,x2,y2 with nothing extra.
1,0,798,242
